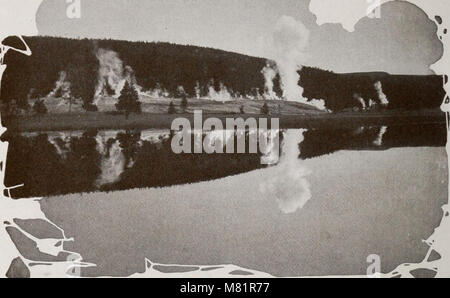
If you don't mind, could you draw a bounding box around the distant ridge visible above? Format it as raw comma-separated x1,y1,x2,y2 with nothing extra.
1,36,445,112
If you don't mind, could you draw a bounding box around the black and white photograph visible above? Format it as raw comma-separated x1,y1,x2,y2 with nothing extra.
0,0,449,282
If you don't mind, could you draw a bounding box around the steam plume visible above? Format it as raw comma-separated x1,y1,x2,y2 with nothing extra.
259,130,311,214
373,126,388,146
141,83,170,99
194,81,201,99
353,93,367,110
261,63,279,100
374,81,389,106
206,82,233,102
273,16,309,102
95,132,126,187
262,16,327,111
94,49,140,103
47,71,71,98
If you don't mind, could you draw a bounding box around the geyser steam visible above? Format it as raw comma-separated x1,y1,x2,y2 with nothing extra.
94,48,139,102
206,82,233,102
262,16,327,111
273,16,309,102
374,81,389,107
47,71,71,98
261,63,279,100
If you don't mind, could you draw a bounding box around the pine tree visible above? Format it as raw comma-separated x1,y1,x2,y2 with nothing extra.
168,101,176,114
261,102,270,115
33,99,48,115
116,81,141,119
180,95,188,112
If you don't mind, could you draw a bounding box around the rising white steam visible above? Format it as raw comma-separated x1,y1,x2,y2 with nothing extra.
95,49,123,98
259,130,311,214
39,71,85,113
273,16,309,102
194,81,201,99
47,131,83,158
308,98,327,111
177,85,187,96
262,16,327,111
141,83,170,100
374,81,389,106
261,63,279,100
94,49,139,103
353,93,367,110
47,71,71,98
373,126,388,146
258,129,281,165
95,132,126,187
205,82,233,102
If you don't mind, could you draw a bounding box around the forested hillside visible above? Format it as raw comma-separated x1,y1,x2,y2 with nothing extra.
0,36,445,113
300,68,445,111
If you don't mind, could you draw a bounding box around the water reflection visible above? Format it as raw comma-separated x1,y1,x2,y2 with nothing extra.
299,123,446,160
3,129,270,198
41,142,448,277
260,130,311,214
2,123,446,199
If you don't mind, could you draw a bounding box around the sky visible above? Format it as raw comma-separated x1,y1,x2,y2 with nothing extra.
35,0,443,74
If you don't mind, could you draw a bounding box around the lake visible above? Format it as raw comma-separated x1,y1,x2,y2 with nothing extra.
3,123,448,277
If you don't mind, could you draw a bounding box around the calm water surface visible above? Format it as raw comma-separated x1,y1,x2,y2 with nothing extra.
4,123,448,276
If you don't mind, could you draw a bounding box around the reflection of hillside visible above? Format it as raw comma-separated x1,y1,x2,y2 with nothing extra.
103,129,279,192
3,129,270,198
5,124,443,198
299,124,446,160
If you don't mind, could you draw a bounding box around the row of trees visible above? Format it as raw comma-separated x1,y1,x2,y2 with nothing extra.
299,67,445,111
118,79,272,116
0,36,267,110
1,36,444,114
17,80,270,118
3,129,265,198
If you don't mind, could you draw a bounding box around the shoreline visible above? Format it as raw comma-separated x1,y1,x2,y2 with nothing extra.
3,109,446,133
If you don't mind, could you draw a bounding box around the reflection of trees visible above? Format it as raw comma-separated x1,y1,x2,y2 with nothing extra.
3,130,101,198
4,124,445,198
66,129,102,193
107,132,265,192
299,124,446,160
4,134,63,198
3,129,272,198
117,130,141,168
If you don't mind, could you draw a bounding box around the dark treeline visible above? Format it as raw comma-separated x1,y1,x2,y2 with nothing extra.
3,123,445,198
299,123,446,160
1,36,266,108
1,36,445,112
2,130,266,198
300,68,445,111
1,36,99,109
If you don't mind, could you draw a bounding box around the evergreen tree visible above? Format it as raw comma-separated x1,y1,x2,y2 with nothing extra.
33,99,48,115
180,95,188,112
261,102,270,115
1,36,444,114
83,102,98,112
168,101,176,114
116,81,141,119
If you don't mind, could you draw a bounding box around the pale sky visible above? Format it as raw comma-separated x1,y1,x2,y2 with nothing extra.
35,0,443,74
